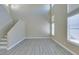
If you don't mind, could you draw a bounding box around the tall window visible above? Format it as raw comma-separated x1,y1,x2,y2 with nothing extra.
68,14,79,44
52,16,55,36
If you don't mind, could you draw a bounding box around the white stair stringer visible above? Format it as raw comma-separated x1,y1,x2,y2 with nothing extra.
7,20,25,50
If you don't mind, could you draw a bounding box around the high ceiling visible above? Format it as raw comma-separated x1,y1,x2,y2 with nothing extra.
10,4,50,20
11,4,50,14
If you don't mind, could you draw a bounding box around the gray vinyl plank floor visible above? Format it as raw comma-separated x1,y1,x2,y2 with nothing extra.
0,39,72,55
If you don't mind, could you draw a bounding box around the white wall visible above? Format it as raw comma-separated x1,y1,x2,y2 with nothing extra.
53,4,67,45
25,14,50,37
10,4,50,38
0,5,14,38
0,5,11,28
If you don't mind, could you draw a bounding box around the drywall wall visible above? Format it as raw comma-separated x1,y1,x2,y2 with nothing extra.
0,5,14,38
25,14,50,37
53,4,79,54
9,5,20,23
10,4,50,38
25,5,50,37
7,20,25,49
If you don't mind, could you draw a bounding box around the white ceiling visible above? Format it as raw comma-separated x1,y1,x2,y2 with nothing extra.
10,4,50,20
11,4,50,14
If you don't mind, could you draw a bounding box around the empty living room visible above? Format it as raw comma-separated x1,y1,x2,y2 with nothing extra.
0,3,79,56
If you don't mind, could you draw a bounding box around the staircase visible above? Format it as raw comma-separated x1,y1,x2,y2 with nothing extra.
0,35,7,49
0,5,25,50
0,20,18,49
0,21,18,49
0,5,19,49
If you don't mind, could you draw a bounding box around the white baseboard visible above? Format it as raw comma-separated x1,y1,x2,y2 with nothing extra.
68,39,79,47
24,37,51,39
7,38,25,50
52,39,77,55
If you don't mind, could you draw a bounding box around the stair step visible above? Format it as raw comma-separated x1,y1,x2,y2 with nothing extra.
1,38,7,40
0,37,7,40
0,35,7,49
0,42,7,44
0,44,7,46
0,40,7,42
0,46,7,49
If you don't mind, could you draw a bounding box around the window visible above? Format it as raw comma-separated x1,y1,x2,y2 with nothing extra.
52,16,55,35
68,14,79,45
